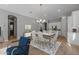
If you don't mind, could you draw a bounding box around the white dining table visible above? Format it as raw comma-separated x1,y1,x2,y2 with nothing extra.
43,32,55,36
42,32,55,50
24,32,32,37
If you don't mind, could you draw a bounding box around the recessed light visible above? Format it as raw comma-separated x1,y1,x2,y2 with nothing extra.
40,4,43,6
57,9,61,12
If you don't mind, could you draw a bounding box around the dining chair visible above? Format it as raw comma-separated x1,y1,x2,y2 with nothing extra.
6,36,30,55
37,31,49,49
50,31,59,50
48,30,53,33
48,31,59,54
32,31,39,44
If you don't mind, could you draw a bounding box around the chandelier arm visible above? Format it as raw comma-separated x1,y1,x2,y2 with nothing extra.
36,4,47,23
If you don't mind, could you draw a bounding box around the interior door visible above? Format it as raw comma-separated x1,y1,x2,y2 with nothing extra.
8,15,17,41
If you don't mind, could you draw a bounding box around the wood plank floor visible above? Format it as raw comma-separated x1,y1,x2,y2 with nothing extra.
29,45,48,55
56,36,79,55
0,36,79,55
29,36,79,55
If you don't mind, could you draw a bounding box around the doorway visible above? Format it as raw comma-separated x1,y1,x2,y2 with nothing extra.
8,15,17,41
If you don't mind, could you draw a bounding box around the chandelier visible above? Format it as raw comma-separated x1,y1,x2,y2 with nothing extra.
36,4,46,23
36,19,46,23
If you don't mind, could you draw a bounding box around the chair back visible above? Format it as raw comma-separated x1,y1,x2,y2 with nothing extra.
19,36,29,47
38,31,43,39
32,31,36,37
51,31,59,43
32,31,37,40
53,31,59,41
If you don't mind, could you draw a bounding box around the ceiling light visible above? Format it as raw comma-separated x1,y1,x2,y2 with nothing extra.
57,9,61,12
42,19,46,23
36,4,46,24
40,4,43,6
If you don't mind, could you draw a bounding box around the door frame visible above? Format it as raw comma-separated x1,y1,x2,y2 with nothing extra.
8,15,17,40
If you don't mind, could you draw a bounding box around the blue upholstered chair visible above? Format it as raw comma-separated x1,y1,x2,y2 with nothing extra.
6,36,30,55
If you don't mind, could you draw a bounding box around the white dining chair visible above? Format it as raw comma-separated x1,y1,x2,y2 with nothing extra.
43,30,47,33
37,31,49,49
31,31,39,45
48,30,53,33
50,31,59,50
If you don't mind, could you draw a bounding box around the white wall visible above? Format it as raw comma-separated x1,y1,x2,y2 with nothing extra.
0,10,8,41
16,15,36,40
61,16,67,38
0,9,36,41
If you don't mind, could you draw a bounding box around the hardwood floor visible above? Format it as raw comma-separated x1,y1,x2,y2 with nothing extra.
29,45,48,55
0,36,79,55
8,36,17,42
29,36,79,55
56,36,79,55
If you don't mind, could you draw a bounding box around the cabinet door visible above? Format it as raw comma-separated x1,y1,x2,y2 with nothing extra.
73,12,79,26
68,16,73,32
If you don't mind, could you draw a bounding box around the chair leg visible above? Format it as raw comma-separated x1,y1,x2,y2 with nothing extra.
43,40,46,49
54,41,56,50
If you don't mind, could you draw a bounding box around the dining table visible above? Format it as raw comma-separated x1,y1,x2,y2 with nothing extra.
42,32,55,50
43,32,55,39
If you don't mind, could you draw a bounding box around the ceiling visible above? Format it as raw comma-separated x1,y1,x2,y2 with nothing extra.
0,4,79,22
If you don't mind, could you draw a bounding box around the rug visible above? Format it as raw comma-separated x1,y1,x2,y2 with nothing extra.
31,40,61,55
0,42,18,55
0,41,61,55
0,47,7,55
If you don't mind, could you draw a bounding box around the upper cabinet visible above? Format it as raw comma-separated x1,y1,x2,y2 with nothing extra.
67,16,73,32
72,10,79,27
